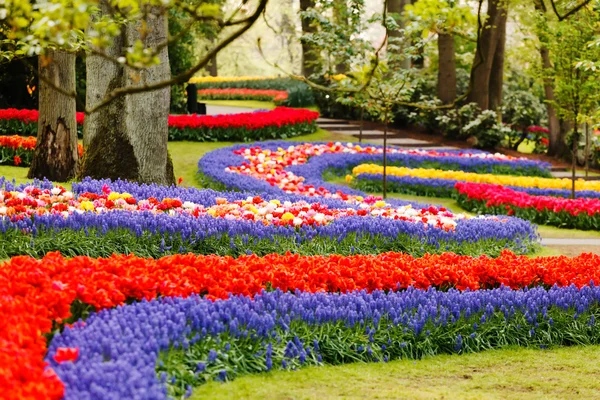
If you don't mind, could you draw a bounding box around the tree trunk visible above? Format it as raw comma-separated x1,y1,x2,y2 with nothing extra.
334,1,347,74
207,55,218,77
81,3,174,185
387,0,411,69
437,33,457,104
534,0,568,157
467,0,506,110
28,50,78,182
488,3,507,111
300,0,319,77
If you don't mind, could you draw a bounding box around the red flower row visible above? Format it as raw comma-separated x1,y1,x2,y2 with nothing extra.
4,250,600,399
0,107,318,131
0,109,85,125
197,88,289,102
168,106,318,130
455,182,600,217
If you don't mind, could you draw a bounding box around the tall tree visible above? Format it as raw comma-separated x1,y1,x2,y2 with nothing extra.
488,3,507,111
467,0,508,110
300,0,319,76
80,3,174,184
533,0,568,157
404,0,475,104
437,33,457,104
387,0,412,69
28,51,78,181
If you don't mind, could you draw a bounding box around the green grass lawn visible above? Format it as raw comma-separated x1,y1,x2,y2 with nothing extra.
191,345,600,400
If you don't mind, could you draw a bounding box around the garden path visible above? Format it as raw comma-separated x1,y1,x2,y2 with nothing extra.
205,104,257,115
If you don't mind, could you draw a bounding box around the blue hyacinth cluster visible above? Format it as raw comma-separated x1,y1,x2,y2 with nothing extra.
0,177,539,258
48,285,600,399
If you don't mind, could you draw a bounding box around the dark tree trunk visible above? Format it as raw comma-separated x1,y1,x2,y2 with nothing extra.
437,33,457,104
28,50,78,182
207,55,218,77
488,4,507,111
467,0,507,110
334,1,347,74
300,0,319,77
80,1,174,185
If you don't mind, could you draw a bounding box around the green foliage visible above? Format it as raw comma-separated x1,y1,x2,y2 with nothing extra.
404,0,475,37
501,90,547,150
502,90,546,131
299,0,370,76
436,103,507,149
542,4,600,128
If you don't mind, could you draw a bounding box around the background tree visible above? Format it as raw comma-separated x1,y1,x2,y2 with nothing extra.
467,0,508,111
545,3,600,196
404,0,475,104
387,0,414,69
28,51,79,181
299,0,318,77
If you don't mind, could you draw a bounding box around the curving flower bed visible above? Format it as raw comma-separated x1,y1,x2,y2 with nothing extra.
0,178,538,258
197,88,289,103
455,182,600,230
5,250,600,398
197,142,552,202
0,108,319,142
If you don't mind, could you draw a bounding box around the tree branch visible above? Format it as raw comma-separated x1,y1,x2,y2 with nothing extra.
548,0,594,21
85,0,269,115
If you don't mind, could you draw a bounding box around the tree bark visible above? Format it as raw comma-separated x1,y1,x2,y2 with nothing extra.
300,0,319,77
437,33,457,104
488,3,507,111
387,0,412,69
28,50,78,182
81,3,174,185
467,0,506,110
207,55,218,77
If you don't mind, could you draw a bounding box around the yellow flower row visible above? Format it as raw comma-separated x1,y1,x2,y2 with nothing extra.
352,164,600,192
188,76,276,84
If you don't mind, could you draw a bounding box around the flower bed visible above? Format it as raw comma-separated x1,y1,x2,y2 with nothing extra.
0,136,84,167
0,178,538,258
350,164,600,200
197,88,289,103
168,107,319,141
455,182,600,230
5,250,600,398
0,108,319,142
0,135,36,166
189,77,315,107
352,164,600,192
198,142,552,202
